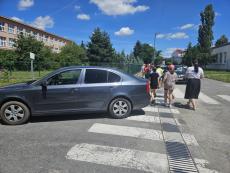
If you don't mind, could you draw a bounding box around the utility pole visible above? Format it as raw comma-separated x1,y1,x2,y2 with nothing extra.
153,33,159,63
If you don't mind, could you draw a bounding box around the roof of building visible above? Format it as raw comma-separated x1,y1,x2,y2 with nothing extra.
211,42,230,49
0,15,73,43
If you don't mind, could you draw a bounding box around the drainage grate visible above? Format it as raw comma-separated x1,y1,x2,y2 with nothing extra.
166,141,198,173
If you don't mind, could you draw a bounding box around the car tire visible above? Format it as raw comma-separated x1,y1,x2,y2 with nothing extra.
0,101,30,125
109,98,132,119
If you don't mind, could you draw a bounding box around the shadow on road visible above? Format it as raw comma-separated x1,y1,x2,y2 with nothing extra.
29,109,146,124
173,102,191,110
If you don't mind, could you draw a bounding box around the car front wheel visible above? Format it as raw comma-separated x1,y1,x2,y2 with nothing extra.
0,101,30,125
109,98,131,119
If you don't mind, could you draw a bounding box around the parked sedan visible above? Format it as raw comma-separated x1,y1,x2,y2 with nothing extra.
175,65,187,84
0,66,150,125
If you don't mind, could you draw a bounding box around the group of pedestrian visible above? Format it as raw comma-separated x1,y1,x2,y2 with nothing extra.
141,59,204,110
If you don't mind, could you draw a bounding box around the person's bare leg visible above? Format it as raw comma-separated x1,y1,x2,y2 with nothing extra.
168,90,173,107
164,89,168,106
191,99,196,110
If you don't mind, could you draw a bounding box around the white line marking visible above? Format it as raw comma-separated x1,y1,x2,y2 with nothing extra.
194,158,219,173
218,95,230,102
66,143,168,173
158,108,171,113
126,115,161,123
170,109,180,114
164,132,199,146
182,133,199,146
174,88,185,99
88,123,163,141
199,92,220,104
142,106,158,112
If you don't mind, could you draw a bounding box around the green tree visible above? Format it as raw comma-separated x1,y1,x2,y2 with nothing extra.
87,28,115,63
183,43,200,66
139,43,154,63
133,40,142,59
14,34,45,70
58,43,87,66
0,49,17,72
215,35,228,47
198,4,215,66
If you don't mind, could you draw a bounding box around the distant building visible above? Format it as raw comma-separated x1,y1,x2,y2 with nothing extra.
172,49,185,64
207,43,230,70
0,16,72,53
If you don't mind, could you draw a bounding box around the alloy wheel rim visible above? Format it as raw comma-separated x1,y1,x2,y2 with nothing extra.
4,104,25,122
113,100,128,117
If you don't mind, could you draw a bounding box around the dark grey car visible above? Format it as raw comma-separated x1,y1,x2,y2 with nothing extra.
0,66,150,125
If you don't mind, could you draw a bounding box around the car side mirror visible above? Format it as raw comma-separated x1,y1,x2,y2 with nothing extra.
41,80,48,88
41,81,47,99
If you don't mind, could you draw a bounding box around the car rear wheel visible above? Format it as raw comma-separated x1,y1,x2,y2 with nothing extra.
0,101,30,125
109,98,131,119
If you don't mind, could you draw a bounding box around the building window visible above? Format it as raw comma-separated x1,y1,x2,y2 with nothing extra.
17,27,24,34
219,53,222,64
0,22,5,31
8,24,15,34
223,52,227,64
0,37,7,47
8,38,15,48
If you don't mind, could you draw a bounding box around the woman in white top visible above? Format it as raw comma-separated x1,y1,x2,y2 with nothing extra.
184,59,204,110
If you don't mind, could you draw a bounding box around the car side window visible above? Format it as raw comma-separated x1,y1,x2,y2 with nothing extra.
108,72,121,83
47,69,81,85
84,69,107,84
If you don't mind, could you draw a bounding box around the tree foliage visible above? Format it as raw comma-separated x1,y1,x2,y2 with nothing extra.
215,35,228,47
87,28,115,63
182,42,200,66
14,34,45,70
58,43,87,66
133,41,155,64
198,4,215,65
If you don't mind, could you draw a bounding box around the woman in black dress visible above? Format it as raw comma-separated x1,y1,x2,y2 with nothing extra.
184,59,204,110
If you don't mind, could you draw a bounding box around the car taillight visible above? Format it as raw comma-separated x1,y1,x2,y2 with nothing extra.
146,81,150,94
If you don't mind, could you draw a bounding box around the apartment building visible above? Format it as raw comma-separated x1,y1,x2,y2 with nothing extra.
0,16,72,53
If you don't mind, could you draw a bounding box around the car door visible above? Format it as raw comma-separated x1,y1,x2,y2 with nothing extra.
33,69,82,113
78,69,121,111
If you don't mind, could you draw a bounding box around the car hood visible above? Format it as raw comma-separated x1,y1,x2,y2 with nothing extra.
0,83,31,90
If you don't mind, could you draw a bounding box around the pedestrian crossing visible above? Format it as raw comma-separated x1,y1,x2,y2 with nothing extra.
65,101,219,173
173,87,230,105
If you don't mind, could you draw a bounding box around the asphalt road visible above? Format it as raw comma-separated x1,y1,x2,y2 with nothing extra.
0,78,229,173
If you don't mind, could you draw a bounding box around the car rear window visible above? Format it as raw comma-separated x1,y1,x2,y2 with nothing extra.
84,69,108,84
108,72,121,83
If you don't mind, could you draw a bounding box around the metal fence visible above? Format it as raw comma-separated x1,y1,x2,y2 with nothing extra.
0,61,142,85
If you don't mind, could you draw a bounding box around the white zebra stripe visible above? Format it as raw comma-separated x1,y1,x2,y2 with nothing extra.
218,95,230,102
88,123,163,141
66,143,168,173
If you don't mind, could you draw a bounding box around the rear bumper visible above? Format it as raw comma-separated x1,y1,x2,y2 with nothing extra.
131,94,150,110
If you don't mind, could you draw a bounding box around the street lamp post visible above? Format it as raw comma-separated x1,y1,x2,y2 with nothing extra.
153,33,159,63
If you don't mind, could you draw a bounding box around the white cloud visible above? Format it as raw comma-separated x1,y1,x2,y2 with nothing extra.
215,12,221,17
115,27,134,36
156,32,189,40
11,16,24,23
31,16,54,30
18,0,34,10
77,14,91,20
74,5,81,11
179,23,195,30
162,48,183,58
90,0,149,16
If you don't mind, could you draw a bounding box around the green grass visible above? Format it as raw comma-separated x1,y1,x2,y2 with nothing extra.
0,71,51,87
205,70,230,83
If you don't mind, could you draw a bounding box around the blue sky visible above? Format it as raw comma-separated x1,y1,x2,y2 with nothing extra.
1,0,230,57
